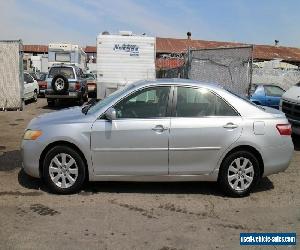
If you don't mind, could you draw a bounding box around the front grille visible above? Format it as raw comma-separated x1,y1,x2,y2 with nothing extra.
282,100,300,121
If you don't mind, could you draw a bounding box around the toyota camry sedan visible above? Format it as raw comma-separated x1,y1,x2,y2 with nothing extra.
21,79,294,197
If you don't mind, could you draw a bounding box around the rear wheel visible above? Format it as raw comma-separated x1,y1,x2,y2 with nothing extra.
43,145,86,194
218,151,260,197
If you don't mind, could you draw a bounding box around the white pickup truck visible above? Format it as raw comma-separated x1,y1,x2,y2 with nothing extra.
280,82,300,135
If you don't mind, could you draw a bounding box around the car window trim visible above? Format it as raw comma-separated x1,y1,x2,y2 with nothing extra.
99,85,174,120
173,85,240,118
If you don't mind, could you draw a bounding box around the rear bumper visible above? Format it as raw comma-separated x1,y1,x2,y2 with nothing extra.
39,89,46,95
262,140,294,177
87,83,97,93
45,90,81,99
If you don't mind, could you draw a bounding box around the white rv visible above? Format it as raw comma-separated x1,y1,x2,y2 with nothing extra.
96,31,156,99
48,43,87,70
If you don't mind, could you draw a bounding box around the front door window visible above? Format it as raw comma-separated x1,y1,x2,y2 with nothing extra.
114,86,171,119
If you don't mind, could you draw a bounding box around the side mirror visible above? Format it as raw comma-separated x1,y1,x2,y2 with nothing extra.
105,107,116,121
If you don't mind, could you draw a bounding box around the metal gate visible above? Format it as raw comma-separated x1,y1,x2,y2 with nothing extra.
187,46,253,96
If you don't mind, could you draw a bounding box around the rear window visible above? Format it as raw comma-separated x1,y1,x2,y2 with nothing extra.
264,86,284,97
48,67,75,79
38,73,47,81
83,73,95,80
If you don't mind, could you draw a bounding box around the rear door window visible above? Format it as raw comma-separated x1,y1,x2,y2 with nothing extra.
48,67,75,79
175,87,237,117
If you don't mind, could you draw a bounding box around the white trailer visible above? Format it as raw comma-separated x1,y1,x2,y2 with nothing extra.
48,43,87,70
96,31,155,99
0,40,24,110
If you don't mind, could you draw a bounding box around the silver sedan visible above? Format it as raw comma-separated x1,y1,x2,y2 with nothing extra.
21,79,294,196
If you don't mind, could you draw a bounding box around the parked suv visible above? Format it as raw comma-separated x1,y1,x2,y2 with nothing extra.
45,64,88,106
280,82,300,135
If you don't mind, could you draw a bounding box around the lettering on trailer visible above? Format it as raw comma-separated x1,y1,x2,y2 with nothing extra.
113,44,139,56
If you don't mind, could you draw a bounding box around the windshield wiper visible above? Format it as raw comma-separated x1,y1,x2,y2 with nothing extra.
81,98,98,115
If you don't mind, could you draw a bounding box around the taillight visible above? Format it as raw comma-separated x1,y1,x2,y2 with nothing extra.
75,82,81,90
276,124,292,136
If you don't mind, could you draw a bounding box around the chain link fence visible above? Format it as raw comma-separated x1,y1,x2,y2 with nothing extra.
0,40,24,110
187,46,253,96
157,46,253,96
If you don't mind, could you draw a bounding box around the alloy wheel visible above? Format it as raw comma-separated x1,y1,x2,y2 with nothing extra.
227,157,254,191
49,153,78,188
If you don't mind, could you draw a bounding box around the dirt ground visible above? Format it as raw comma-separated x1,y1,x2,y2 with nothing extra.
0,98,299,250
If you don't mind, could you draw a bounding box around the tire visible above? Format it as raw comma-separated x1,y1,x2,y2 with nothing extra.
47,99,55,107
218,150,260,197
51,74,69,93
77,95,84,106
33,90,38,102
83,93,88,102
42,145,86,194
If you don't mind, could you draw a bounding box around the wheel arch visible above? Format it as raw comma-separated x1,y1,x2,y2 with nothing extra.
219,145,264,178
39,140,89,181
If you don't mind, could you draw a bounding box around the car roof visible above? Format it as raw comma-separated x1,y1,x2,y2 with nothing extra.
50,64,77,69
253,83,282,88
133,78,222,90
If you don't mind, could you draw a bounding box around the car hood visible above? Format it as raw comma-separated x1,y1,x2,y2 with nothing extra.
27,106,95,128
282,86,300,103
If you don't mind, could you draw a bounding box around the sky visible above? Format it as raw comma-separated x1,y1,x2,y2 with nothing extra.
0,0,299,47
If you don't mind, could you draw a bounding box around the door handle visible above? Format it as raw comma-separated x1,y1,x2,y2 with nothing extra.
223,123,238,129
152,125,168,132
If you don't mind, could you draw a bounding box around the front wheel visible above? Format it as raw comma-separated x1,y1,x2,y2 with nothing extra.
218,151,260,197
43,146,86,194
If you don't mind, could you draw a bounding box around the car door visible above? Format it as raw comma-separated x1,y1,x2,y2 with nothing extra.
23,73,33,99
169,86,243,175
251,85,266,105
91,85,172,175
264,85,285,109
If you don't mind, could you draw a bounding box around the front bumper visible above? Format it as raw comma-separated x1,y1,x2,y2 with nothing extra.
21,139,43,178
287,118,300,135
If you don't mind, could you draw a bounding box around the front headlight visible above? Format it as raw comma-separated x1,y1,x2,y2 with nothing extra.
23,130,43,140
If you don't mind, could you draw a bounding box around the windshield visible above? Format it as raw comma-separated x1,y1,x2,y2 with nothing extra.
87,84,136,114
48,67,75,79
